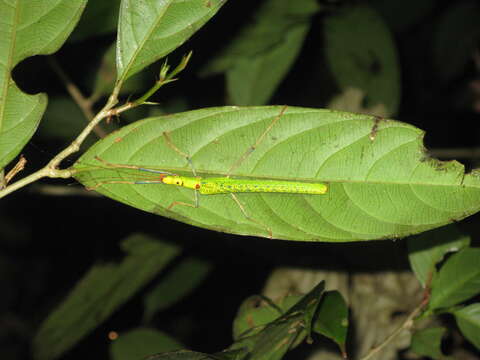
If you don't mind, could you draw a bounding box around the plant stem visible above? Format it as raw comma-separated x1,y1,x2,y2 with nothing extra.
0,53,192,199
360,298,428,360
0,95,117,199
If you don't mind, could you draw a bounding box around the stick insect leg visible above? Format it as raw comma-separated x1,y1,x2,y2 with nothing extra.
230,193,273,239
226,105,288,177
94,156,174,175
86,179,164,191
162,131,200,210
225,106,287,239
88,156,171,190
163,132,197,176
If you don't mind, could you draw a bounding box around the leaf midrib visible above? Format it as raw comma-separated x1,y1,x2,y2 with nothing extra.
74,163,475,188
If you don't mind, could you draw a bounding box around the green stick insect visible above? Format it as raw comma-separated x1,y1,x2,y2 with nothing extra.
94,106,328,238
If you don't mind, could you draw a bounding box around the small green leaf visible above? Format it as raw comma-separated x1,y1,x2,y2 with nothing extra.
313,291,348,352
0,0,87,168
452,303,480,350
73,106,480,242
33,234,180,360
232,295,302,340
410,327,448,360
407,225,470,287
116,0,227,84
143,256,212,322
231,282,325,360
202,0,320,105
146,349,245,360
110,328,183,360
429,247,480,310
324,5,400,115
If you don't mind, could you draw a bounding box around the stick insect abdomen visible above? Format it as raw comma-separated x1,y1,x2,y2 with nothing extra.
198,178,328,195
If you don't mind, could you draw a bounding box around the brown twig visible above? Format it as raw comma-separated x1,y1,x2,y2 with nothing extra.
5,155,27,185
360,298,429,360
48,56,107,138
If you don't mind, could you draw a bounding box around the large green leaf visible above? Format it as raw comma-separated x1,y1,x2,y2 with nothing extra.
323,5,400,116
201,0,320,105
0,0,86,169
73,106,480,242
33,234,180,360
116,0,227,84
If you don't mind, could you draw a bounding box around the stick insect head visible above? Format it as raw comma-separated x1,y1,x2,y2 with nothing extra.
161,175,201,190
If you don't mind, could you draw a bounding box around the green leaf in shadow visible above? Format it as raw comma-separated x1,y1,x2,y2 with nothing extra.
33,233,180,360
110,327,183,360
313,291,348,354
407,225,470,287
69,0,121,42
323,4,400,116
143,256,212,322
233,295,302,341
201,0,320,105
230,282,325,360
452,303,480,350
410,327,451,360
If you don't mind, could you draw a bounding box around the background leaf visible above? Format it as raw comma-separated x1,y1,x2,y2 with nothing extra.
429,247,480,310
116,0,227,84
323,5,400,116
110,328,183,360
92,42,152,99
410,327,449,360
68,0,121,42
313,291,348,352
143,256,212,322
0,0,86,168
407,225,470,287
33,234,180,360
146,349,244,360
232,295,302,340
73,106,480,242
230,282,325,360
452,303,480,350
368,0,434,33
201,0,320,105
432,0,480,83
